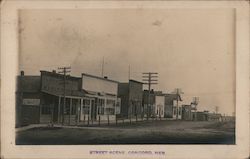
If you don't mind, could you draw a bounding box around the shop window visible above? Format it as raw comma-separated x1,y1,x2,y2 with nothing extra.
106,99,115,107
105,108,115,115
82,99,90,114
97,107,104,115
97,98,105,115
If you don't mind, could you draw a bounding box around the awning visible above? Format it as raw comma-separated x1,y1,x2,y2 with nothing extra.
41,90,93,99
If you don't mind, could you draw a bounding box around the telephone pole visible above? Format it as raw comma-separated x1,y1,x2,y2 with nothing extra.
192,97,199,121
173,88,183,120
58,66,71,125
142,72,158,120
215,106,219,114
101,57,104,77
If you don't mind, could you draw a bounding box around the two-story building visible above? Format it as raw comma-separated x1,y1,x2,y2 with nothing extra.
164,93,182,120
118,80,143,119
16,70,90,126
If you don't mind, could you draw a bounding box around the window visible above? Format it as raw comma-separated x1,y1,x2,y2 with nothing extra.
106,99,115,107
82,99,90,114
97,98,105,115
116,98,121,114
106,108,115,115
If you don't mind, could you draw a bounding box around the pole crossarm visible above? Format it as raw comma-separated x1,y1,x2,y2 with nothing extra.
57,66,71,125
142,72,159,121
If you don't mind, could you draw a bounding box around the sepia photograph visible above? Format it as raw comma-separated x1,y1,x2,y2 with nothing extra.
1,0,249,159
16,8,236,145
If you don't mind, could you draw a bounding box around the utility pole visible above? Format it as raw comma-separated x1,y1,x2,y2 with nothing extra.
192,97,199,121
128,65,131,80
101,57,104,77
215,106,219,114
142,72,158,120
173,88,183,120
58,66,71,125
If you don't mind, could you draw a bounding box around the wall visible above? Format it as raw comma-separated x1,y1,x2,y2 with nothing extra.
155,96,165,117
182,105,192,120
82,75,118,95
41,71,81,95
16,76,41,127
118,83,129,118
129,80,143,117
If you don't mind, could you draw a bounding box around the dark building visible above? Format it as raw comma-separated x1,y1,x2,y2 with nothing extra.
142,89,156,118
208,113,222,121
118,80,143,119
16,72,41,127
181,104,192,120
196,111,209,121
164,93,182,119
16,70,89,127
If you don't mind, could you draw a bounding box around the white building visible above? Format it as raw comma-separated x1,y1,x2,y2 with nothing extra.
155,95,165,118
173,100,183,120
81,73,120,121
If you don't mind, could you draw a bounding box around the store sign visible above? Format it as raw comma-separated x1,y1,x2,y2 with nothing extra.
23,99,40,106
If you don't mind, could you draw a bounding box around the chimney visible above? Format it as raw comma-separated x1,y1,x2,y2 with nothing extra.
20,71,24,76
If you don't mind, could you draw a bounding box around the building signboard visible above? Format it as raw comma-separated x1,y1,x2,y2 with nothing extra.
23,99,40,106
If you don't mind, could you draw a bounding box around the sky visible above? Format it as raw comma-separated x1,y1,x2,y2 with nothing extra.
19,9,235,115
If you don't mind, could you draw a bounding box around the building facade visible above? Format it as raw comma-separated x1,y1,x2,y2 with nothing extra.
154,95,165,118
16,70,90,126
164,93,182,119
16,72,41,127
142,90,156,118
118,80,143,119
40,71,88,125
81,73,120,121
181,104,192,120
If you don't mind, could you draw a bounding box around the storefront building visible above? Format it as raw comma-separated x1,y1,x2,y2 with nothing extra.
40,70,90,125
164,93,182,119
16,70,95,126
81,73,120,121
154,95,165,118
16,71,41,127
118,80,143,119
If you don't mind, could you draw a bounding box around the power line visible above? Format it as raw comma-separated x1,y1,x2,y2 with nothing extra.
58,66,71,125
142,72,158,120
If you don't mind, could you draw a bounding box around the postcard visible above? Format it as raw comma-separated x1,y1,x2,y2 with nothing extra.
1,0,249,159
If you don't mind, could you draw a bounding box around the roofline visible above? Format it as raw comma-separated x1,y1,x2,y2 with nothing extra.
82,73,119,83
129,79,143,84
40,70,81,80
17,75,40,78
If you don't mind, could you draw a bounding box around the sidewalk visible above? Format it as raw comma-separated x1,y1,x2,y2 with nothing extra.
16,117,173,132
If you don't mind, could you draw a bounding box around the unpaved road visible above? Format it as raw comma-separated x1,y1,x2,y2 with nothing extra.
16,120,235,145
